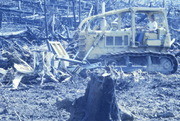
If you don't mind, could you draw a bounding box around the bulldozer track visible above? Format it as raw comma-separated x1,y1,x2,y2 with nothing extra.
98,52,178,74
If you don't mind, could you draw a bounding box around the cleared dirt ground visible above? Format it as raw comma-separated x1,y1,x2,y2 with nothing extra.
0,67,179,121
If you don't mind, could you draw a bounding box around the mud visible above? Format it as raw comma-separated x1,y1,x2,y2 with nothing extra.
0,69,179,121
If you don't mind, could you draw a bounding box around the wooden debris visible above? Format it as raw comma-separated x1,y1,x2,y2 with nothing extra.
14,63,33,74
0,29,27,37
0,68,7,75
14,110,22,121
12,72,24,89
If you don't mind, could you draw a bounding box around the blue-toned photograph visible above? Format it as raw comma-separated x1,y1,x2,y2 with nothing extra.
0,0,179,121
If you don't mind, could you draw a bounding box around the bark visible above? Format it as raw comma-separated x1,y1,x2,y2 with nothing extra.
83,75,120,121
78,0,81,23
0,11,2,29
72,0,77,28
70,70,121,121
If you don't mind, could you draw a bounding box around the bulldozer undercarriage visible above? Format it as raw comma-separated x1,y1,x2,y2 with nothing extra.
87,52,178,74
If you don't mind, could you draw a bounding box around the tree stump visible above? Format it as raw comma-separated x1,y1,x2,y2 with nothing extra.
70,69,121,121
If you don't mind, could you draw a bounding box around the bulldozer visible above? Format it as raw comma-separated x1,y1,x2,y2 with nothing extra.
70,7,178,74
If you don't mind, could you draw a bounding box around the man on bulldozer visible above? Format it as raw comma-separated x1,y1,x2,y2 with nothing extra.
136,14,158,44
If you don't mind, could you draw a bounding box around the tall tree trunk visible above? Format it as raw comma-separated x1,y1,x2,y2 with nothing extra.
44,0,48,38
18,0,22,10
78,0,81,24
43,0,51,51
72,0,76,28
0,11,2,29
163,0,165,8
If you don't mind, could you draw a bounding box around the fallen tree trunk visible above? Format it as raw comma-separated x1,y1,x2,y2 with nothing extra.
0,29,27,37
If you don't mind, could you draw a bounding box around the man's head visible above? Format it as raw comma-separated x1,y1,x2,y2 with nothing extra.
149,14,155,22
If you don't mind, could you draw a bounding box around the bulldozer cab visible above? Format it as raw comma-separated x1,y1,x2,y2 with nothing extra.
77,7,173,60
135,10,170,47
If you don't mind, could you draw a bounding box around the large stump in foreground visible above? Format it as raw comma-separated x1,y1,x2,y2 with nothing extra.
70,70,121,121
83,74,120,121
